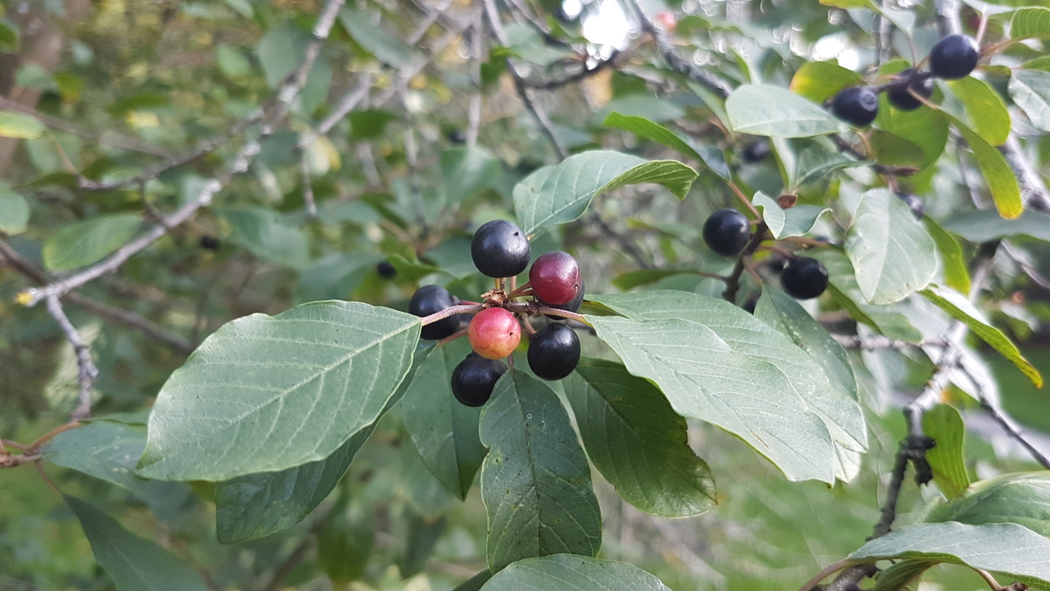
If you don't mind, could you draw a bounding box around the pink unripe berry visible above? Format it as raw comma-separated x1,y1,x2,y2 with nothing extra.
468,307,521,360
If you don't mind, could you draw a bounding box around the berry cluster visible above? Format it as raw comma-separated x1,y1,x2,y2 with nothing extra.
829,34,980,127
409,220,585,407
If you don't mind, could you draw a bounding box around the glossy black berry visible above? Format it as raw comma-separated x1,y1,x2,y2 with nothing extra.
451,353,507,406
409,284,460,340
929,34,979,80
781,257,829,300
742,140,770,163
887,69,933,111
830,87,879,127
471,220,531,278
527,323,581,381
702,209,751,257
376,260,397,278
199,235,221,250
896,192,925,220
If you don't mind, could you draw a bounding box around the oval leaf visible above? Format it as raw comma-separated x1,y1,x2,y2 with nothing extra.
44,421,156,497
0,185,29,235
925,472,1050,538
952,118,1023,219
138,301,421,481
479,554,672,591
922,404,971,499
0,110,46,139
43,213,141,271
568,358,717,518
726,84,847,138
1010,7,1050,40
603,112,730,179
1010,69,1050,132
946,77,1011,146
789,61,863,103
924,218,971,295
480,369,602,572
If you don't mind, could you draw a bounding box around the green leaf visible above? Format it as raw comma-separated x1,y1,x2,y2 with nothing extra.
1010,7,1050,40
867,129,926,167
66,496,209,591
926,472,1050,538
403,339,488,500
820,0,873,7
138,301,421,481
513,151,697,237
789,61,863,103
611,268,696,290
479,554,672,591
480,370,602,572
453,571,493,591
317,502,374,583
946,77,1011,146
218,207,310,269
922,404,970,499
850,522,1050,588
441,146,501,205
794,144,869,187
924,218,971,295
0,19,19,52
348,109,397,140
920,286,1042,387
0,110,45,139
725,84,847,138
44,421,157,497
951,118,1023,219
874,95,949,170
0,185,29,235
568,358,717,518
1010,69,1050,132
602,112,730,179
753,192,831,239
943,209,1050,242
597,95,684,123
587,291,868,483
338,8,420,67
43,213,141,271
845,188,937,305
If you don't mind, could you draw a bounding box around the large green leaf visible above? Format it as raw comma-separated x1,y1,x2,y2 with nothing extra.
218,207,310,269
0,110,46,139
441,146,500,205
753,192,830,239
1010,69,1050,132
925,472,1050,538
479,554,672,591
402,339,488,500
67,496,209,591
587,291,868,483
725,84,847,138
568,358,717,518
43,213,141,271
44,421,158,497
480,370,602,572
845,189,937,305
602,112,730,179
922,404,970,499
924,218,971,295
943,209,1050,242
0,185,29,235
138,301,421,481
850,522,1050,587
1010,7,1050,40
946,77,1011,146
513,151,697,236
874,93,949,170
789,61,863,103
951,118,1023,219
920,286,1042,387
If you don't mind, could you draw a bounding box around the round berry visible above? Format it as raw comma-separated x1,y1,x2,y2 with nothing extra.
887,69,933,111
929,34,979,80
781,257,829,300
529,251,581,306
409,285,460,340
544,279,585,319
451,353,507,407
830,87,879,127
471,220,531,278
527,323,581,381
741,139,770,163
702,209,751,257
199,235,221,250
376,260,397,278
896,192,925,220
468,307,521,359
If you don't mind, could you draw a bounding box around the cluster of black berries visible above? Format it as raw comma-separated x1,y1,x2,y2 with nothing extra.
408,220,585,407
830,34,980,127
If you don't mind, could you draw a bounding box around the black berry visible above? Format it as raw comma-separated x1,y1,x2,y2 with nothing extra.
529,251,581,306
451,353,507,406
527,323,581,381
448,129,467,144
896,192,924,220
702,209,751,257
409,285,460,340
199,236,221,250
830,87,879,127
887,69,933,111
377,260,397,278
781,257,829,300
741,140,770,163
929,34,979,80
471,220,531,278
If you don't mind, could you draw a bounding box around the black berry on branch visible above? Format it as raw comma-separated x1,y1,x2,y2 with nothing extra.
830,87,879,127
887,69,933,111
781,257,829,300
527,323,581,381
471,220,531,278
929,34,979,80
451,353,507,407
702,209,751,257
409,285,460,340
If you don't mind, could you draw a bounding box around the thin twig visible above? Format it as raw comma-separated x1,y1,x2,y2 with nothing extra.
44,295,98,420
979,398,1050,469
522,51,623,90
722,222,769,303
466,3,484,149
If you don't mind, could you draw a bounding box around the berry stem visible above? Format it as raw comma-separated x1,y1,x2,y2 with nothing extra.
437,327,468,345
722,221,769,303
727,180,763,220
534,307,590,325
506,283,533,299
418,304,483,327
518,313,537,335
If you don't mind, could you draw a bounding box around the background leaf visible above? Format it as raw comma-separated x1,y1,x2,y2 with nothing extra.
479,554,672,591
442,146,500,205
924,218,971,295
726,84,847,137
603,112,730,179
789,61,862,103
217,207,310,269
1010,7,1050,40
946,77,1011,146
951,119,1023,219
0,185,29,235
0,110,46,139
43,214,141,271
925,472,1050,538
44,421,158,497
1009,69,1050,132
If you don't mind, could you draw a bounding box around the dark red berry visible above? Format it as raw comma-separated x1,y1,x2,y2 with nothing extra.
451,353,507,406
742,140,770,163
781,257,829,300
527,323,581,381
471,220,531,278
199,235,221,250
544,279,585,319
529,251,581,306
376,260,397,278
702,209,751,257
830,87,879,127
409,285,460,340
887,69,933,111
468,307,521,359
929,34,979,80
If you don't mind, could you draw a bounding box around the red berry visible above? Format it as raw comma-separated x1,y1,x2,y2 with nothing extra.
468,307,521,360
529,251,581,306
